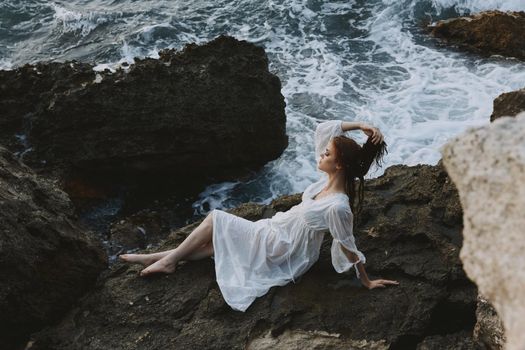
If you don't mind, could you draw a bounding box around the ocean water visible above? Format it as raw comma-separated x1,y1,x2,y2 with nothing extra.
2,0,525,215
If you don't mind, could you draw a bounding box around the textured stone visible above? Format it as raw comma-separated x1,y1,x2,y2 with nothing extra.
247,329,389,350
441,112,525,350
429,11,525,60
490,88,525,122
416,330,477,350
0,145,107,349
473,293,506,350
0,35,287,205
28,163,479,349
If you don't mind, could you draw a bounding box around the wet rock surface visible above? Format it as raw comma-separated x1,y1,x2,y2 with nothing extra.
490,87,525,122
429,11,525,60
0,35,287,211
247,329,390,349
0,61,95,155
28,163,481,350
0,145,107,349
473,294,506,350
416,330,477,350
107,209,172,256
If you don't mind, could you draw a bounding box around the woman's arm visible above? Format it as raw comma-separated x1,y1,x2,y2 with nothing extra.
341,246,399,289
341,248,370,285
341,121,384,145
341,121,364,132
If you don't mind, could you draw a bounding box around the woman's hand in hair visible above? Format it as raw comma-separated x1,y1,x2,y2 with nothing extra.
362,278,399,289
360,124,384,145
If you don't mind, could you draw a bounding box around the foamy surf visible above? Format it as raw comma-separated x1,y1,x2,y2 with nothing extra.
191,0,525,213
1,0,524,214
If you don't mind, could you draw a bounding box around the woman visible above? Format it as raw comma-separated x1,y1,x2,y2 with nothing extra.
119,119,399,311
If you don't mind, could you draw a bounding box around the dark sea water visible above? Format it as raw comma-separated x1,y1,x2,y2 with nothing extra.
2,0,525,216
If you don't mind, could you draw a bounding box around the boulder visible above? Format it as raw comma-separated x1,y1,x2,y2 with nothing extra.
0,145,107,349
0,35,287,205
0,61,95,155
247,329,389,349
416,330,477,350
473,293,506,350
490,88,525,122
28,163,480,349
441,112,525,350
429,11,525,60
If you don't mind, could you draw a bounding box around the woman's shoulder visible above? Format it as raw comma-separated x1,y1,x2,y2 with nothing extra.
330,196,352,213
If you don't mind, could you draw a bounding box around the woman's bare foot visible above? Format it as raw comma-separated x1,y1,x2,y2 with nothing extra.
139,258,177,277
118,253,158,267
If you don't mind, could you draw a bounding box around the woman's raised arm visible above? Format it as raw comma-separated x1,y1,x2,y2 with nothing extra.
341,121,363,132
341,121,384,145
314,120,384,164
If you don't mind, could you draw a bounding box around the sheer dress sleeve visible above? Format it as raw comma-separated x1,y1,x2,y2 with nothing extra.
324,204,366,278
314,120,345,164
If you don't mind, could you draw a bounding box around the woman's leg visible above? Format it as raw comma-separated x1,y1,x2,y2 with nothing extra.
184,241,214,261
119,249,177,266
119,213,215,267
119,242,212,266
138,211,214,276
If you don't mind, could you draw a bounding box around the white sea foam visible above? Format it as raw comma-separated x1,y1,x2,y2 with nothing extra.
3,0,524,213
430,0,525,14
52,4,114,37
358,0,525,170
191,0,525,213
0,57,13,70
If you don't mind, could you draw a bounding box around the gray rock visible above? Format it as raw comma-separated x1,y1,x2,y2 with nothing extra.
473,293,506,350
0,35,288,206
28,163,479,349
441,112,525,350
429,11,525,60
490,88,525,122
0,145,107,349
247,329,389,349
416,330,478,350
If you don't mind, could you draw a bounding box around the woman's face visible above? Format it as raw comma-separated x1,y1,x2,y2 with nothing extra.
318,140,341,174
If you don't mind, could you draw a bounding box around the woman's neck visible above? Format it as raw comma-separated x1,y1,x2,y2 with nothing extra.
324,171,346,193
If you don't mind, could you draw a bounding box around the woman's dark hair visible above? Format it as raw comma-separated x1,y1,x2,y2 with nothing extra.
332,136,388,226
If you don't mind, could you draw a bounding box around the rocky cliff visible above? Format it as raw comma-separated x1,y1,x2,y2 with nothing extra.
429,11,525,61
442,112,525,350
0,145,107,349
27,163,480,350
490,88,525,122
0,35,288,209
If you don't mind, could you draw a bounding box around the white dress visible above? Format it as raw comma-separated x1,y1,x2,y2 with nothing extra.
211,120,366,312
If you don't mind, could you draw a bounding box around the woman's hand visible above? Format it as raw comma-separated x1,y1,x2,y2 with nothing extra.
360,123,384,145
362,278,399,289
